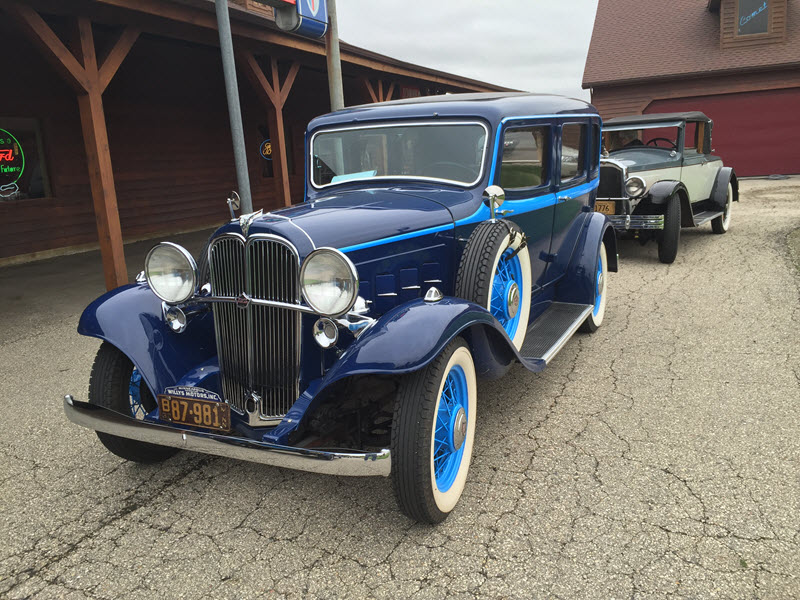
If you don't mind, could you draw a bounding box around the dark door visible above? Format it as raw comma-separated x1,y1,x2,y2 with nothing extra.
495,123,556,293
544,121,593,285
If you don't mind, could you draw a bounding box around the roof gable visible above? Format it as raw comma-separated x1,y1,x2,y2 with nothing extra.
583,0,800,87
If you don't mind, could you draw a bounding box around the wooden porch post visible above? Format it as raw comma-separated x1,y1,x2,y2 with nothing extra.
238,51,299,207
6,3,139,290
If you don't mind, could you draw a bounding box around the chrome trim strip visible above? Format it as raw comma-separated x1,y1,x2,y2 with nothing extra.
309,120,490,190
542,305,593,364
64,396,391,477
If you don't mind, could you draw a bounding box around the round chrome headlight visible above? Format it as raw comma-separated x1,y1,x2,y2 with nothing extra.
145,242,197,304
625,176,647,198
300,248,358,317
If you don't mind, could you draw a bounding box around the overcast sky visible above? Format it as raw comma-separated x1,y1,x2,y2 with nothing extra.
336,0,600,100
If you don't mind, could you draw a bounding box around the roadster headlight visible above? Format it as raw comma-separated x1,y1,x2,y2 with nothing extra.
145,242,197,304
300,248,358,317
625,176,646,198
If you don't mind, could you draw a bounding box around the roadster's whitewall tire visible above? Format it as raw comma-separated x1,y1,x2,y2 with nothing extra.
391,338,477,523
711,182,733,234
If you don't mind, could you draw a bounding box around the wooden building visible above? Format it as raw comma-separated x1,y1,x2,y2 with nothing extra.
583,0,800,177
0,0,506,288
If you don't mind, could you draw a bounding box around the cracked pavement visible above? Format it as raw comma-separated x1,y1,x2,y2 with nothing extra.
1,178,798,599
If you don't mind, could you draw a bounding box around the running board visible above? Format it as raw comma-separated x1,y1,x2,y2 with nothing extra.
693,210,723,227
520,302,593,364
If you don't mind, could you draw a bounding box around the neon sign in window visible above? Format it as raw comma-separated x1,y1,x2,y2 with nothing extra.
738,0,769,36
0,119,49,200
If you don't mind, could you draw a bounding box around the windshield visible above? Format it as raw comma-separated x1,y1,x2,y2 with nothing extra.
603,126,681,154
311,122,488,188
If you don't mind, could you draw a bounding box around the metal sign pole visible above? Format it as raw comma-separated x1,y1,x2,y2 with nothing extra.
215,0,254,213
325,0,344,111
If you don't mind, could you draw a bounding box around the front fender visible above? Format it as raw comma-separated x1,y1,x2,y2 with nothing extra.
321,297,518,387
77,284,218,398
556,212,617,306
648,180,688,205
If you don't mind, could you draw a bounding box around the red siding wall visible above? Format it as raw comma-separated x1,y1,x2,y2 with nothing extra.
645,87,800,176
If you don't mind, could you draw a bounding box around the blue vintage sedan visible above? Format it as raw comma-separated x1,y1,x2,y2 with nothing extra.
66,93,618,523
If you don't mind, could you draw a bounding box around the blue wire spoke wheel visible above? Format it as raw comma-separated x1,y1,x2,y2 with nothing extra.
432,364,469,493
490,248,524,341
128,368,147,420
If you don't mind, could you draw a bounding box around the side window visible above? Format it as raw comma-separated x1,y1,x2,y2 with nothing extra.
590,124,600,172
499,125,550,191
560,123,587,183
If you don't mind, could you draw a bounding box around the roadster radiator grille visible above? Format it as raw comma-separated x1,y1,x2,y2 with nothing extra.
599,164,624,198
208,234,301,423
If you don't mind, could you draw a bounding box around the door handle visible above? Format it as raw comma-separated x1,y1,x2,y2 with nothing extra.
559,196,572,202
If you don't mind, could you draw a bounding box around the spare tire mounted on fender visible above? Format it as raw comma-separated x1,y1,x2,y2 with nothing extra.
455,220,532,350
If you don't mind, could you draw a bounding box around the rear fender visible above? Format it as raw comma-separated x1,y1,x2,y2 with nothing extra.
556,212,617,306
710,167,738,210
77,284,218,398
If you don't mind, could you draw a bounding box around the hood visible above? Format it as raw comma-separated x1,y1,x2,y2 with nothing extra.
244,188,457,254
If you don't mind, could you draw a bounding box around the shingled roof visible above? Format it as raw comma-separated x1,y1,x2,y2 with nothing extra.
583,0,800,88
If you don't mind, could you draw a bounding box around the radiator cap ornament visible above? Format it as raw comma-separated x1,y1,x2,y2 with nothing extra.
239,209,263,237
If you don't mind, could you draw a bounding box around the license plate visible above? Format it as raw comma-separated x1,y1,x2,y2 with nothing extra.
595,200,616,215
158,395,231,431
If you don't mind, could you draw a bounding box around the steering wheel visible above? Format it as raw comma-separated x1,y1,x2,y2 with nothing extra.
646,138,678,150
422,161,476,181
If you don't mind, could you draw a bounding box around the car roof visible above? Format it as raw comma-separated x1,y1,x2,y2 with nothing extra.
604,112,711,126
308,92,598,131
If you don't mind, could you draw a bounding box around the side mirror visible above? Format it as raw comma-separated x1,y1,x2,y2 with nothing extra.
483,185,506,221
227,191,241,220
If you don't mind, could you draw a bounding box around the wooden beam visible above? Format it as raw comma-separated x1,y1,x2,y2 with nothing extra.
4,2,90,93
239,52,298,207
78,89,128,289
278,62,300,106
238,50,279,107
385,82,396,102
378,80,384,102
267,104,292,207
76,17,99,76
98,27,140,93
363,78,378,103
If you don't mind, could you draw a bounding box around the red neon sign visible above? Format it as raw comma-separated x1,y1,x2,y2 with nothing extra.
0,149,13,162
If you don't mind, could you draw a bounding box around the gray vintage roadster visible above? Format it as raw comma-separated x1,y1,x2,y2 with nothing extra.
596,112,739,263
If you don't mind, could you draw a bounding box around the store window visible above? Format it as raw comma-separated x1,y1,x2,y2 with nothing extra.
0,118,49,201
737,0,769,36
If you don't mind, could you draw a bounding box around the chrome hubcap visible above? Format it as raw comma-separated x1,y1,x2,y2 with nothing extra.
452,408,467,451
506,282,520,320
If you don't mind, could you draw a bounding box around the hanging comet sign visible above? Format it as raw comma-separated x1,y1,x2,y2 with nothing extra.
259,0,328,39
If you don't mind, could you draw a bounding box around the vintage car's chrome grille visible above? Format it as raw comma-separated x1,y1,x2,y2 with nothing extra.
599,164,625,198
208,234,301,423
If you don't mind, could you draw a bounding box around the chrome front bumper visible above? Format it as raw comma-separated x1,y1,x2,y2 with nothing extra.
607,214,665,230
63,395,391,477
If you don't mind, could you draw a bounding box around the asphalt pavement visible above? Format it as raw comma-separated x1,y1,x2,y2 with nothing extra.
1,178,798,599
